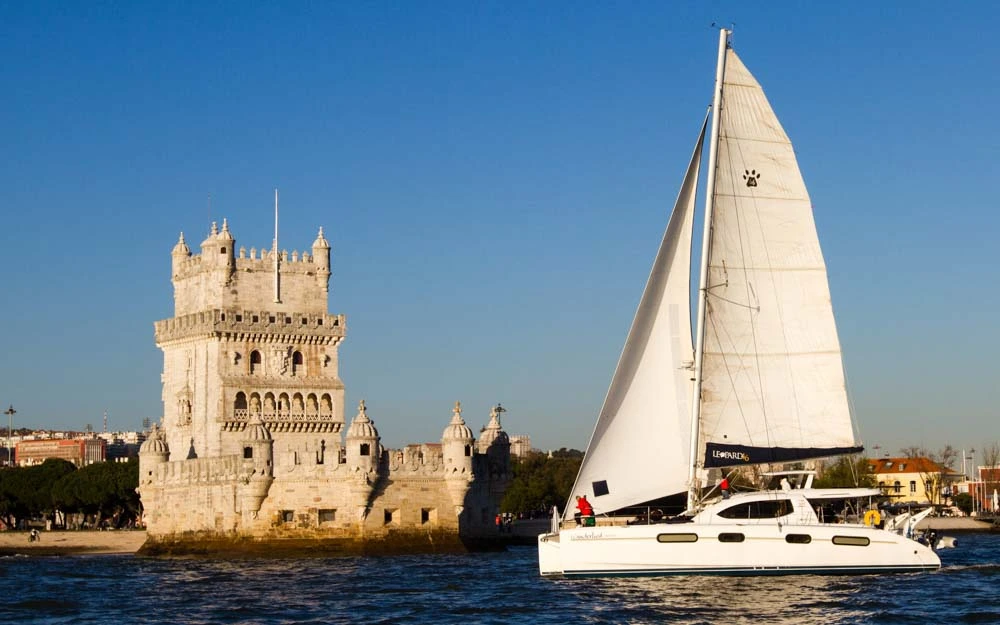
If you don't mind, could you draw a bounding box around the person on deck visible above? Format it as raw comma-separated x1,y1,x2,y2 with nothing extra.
576,495,595,527
720,476,731,499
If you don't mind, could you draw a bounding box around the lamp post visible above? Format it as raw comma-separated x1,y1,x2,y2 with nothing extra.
4,405,15,467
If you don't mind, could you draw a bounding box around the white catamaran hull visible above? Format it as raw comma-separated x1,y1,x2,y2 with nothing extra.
539,523,940,577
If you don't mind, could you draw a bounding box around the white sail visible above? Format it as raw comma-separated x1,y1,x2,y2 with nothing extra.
567,115,707,516
698,50,860,468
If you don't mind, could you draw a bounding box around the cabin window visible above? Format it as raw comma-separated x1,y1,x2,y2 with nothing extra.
656,533,698,543
786,534,812,544
718,533,745,543
243,447,253,459
718,499,792,519
593,480,610,497
319,509,336,524
832,535,870,547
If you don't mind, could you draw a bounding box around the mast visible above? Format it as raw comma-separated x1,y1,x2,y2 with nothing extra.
273,188,281,304
686,27,729,512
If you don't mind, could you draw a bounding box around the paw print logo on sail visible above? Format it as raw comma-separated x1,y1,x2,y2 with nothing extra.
743,169,760,187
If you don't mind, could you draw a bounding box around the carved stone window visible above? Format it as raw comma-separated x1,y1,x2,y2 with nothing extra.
250,350,262,374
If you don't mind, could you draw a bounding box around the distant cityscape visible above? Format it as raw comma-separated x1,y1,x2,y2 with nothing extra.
1,422,536,468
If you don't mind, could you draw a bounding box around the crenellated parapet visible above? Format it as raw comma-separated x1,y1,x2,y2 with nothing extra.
150,455,244,486
154,309,346,345
387,443,446,475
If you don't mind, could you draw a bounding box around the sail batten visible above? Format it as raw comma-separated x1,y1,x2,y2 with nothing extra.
565,114,708,518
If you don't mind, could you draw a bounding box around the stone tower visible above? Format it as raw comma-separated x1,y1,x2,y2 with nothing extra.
153,220,346,464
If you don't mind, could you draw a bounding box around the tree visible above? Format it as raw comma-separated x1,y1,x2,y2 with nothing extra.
501,450,583,515
52,459,140,527
954,492,973,516
814,455,876,488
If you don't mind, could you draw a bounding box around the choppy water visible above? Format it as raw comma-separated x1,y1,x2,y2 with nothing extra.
1,534,998,624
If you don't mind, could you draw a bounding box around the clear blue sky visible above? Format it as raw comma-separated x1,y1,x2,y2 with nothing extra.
1,2,997,460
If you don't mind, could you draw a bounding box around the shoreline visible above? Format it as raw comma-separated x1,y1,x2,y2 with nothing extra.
0,530,147,557
1,518,994,557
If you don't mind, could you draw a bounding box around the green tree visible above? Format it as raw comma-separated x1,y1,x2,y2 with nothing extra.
0,459,77,526
53,459,140,527
954,492,973,516
501,450,583,515
813,455,876,488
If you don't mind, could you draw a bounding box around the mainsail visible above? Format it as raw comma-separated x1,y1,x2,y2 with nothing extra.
567,115,708,516
698,50,862,468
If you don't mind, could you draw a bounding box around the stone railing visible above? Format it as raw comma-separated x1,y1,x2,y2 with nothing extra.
155,309,346,344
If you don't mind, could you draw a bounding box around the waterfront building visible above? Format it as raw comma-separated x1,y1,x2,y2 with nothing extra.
869,456,961,505
15,437,106,467
138,220,510,553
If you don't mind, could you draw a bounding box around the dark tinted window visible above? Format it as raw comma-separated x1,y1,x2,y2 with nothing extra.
718,533,745,543
718,499,792,519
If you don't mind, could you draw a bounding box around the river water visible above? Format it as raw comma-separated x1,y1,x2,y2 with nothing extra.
1,534,998,624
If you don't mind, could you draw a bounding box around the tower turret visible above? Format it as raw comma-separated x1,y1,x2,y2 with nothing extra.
312,226,331,296
171,232,191,278
238,417,274,521
346,399,380,473
200,220,236,280
138,424,169,486
477,403,511,481
442,401,475,475
345,400,380,522
442,401,475,515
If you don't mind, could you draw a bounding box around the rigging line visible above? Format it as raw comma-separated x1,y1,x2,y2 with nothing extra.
705,296,762,446
706,289,759,311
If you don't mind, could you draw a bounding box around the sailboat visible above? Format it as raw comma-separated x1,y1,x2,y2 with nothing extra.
537,29,941,577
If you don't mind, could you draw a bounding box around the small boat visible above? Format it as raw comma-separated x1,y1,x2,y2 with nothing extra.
537,29,941,577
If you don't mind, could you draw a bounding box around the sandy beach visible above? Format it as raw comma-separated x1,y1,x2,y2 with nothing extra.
0,530,147,556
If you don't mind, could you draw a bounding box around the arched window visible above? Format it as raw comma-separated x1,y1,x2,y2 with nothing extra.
250,350,262,374
292,393,304,415
234,392,248,416
264,393,276,416
306,394,318,415
292,351,304,376
249,393,262,415
278,393,291,416
320,394,333,416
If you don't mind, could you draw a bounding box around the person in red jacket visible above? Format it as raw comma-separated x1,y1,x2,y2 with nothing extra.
720,476,731,499
576,495,595,526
